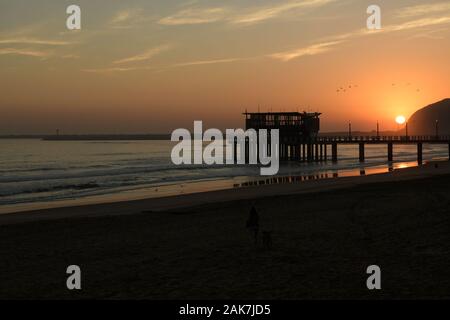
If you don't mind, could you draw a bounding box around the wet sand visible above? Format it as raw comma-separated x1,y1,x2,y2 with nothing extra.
0,161,449,299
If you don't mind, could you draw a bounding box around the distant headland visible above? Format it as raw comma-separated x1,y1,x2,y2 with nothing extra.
407,98,450,135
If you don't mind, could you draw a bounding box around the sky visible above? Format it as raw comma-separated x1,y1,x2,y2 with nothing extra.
0,0,449,134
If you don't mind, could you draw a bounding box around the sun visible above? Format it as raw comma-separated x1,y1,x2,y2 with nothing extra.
395,115,406,125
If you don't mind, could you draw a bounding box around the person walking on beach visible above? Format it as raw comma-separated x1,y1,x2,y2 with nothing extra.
246,206,259,245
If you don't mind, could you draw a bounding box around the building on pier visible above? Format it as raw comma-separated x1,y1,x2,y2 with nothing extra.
243,112,321,141
243,111,322,161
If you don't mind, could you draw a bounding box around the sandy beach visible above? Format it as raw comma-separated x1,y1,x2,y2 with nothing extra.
0,161,449,299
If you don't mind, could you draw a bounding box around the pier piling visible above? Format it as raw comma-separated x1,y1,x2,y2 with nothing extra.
306,143,312,162
388,142,393,162
332,142,338,162
359,143,365,162
417,142,423,165
315,144,319,162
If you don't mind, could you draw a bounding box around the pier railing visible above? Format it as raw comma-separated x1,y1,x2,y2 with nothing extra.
315,135,450,143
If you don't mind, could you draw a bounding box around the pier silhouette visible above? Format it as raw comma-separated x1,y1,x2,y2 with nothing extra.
243,112,450,165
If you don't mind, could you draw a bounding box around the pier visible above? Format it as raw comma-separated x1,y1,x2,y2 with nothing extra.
280,135,450,164
243,112,450,164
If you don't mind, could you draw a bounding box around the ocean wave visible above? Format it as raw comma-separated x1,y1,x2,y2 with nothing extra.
0,140,447,206
0,182,100,197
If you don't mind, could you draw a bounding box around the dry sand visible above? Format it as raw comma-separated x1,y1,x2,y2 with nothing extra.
0,161,449,299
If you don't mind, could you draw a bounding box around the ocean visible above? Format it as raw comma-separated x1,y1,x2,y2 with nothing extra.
0,139,448,212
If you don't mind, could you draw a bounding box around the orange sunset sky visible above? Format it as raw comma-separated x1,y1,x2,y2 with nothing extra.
0,0,449,134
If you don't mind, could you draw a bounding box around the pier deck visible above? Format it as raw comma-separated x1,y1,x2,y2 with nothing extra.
279,135,450,164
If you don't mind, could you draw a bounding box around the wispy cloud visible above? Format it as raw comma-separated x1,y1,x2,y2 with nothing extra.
270,14,450,61
231,0,335,25
109,8,151,29
61,54,80,59
407,27,448,40
112,10,137,24
0,38,71,46
384,16,450,32
171,58,242,67
396,2,450,18
0,35,76,60
113,44,172,64
158,7,228,26
83,57,245,74
158,0,335,26
269,41,342,61
0,48,50,58
82,66,142,73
